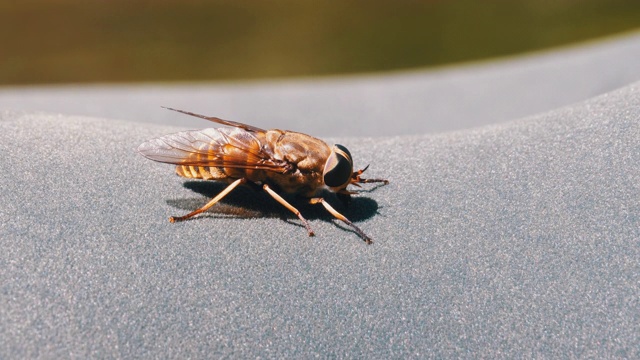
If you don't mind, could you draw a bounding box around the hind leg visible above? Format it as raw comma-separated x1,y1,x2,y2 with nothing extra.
169,178,246,222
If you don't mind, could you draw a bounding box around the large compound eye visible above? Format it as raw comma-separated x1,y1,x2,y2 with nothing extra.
323,144,353,188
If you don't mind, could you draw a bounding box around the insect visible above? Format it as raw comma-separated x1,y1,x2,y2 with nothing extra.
137,107,389,244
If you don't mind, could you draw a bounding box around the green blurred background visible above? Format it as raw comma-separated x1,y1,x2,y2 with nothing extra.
2,0,640,85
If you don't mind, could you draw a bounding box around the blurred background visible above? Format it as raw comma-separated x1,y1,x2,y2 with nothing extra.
2,0,640,86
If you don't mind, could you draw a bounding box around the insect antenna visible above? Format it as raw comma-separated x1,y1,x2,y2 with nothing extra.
352,165,389,185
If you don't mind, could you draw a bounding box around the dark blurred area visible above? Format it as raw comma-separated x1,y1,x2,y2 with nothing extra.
1,0,640,85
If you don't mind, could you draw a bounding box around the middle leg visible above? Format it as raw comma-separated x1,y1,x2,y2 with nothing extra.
262,184,315,237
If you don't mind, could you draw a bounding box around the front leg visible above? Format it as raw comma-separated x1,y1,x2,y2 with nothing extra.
309,197,373,244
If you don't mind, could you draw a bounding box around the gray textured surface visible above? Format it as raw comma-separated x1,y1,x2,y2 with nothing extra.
1,79,640,357
1,31,640,137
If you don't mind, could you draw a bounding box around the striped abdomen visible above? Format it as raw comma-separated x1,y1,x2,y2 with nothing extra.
175,164,228,180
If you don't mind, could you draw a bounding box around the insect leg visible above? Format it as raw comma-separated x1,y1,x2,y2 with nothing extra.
169,178,246,222
262,184,315,237
309,198,373,244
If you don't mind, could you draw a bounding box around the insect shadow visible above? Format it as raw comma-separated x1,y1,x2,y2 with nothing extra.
165,180,381,224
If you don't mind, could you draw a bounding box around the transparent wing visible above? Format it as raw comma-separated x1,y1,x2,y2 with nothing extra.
162,107,266,133
137,127,289,172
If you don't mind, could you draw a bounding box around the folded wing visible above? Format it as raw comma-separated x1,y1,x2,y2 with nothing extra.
137,127,289,172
